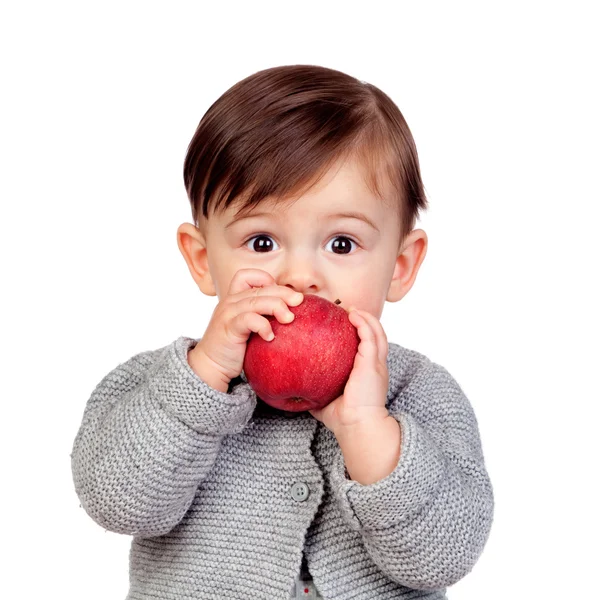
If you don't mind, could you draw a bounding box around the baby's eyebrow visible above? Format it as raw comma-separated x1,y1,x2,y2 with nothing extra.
225,211,379,232
327,211,380,232
224,212,272,230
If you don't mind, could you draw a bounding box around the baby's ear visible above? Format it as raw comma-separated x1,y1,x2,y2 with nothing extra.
176,222,217,296
386,229,428,303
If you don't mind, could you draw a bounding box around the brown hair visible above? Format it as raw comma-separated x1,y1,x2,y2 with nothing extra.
183,64,428,245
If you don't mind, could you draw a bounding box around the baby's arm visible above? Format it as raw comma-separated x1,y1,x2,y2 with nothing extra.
329,345,494,590
70,336,256,538
71,270,300,538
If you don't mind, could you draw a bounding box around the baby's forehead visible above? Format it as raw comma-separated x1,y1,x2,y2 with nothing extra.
227,194,391,222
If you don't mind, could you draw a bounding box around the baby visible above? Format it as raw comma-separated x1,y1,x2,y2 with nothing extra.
71,64,494,600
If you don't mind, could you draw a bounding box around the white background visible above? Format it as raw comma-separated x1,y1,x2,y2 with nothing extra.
1,1,598,598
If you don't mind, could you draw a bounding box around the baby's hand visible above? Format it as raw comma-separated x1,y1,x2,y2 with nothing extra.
189,269,304,391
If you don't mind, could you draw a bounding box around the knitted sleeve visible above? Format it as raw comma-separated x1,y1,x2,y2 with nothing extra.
329,344,494,590
70,335,257,538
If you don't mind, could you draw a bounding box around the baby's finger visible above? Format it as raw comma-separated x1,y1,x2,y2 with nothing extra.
353,309,388,364
236,295,296,325
229,311,275,343
348,309,378,362
227,268,275,296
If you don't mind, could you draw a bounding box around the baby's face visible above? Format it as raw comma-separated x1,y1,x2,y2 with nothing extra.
198,157,405,319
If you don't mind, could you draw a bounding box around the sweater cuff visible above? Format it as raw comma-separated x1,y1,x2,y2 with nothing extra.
330,411,446,531
147,336,257,435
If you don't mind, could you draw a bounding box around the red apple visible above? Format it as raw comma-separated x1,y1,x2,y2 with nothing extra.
243,294,360,412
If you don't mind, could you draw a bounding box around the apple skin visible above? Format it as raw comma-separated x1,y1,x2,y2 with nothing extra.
243,294,360,412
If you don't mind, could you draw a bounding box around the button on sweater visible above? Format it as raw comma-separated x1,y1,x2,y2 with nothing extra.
71,336,494,599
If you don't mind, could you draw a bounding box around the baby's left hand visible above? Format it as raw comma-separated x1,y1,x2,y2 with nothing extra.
309,307,390,434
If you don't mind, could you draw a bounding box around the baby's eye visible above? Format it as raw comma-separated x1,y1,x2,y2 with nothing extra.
244,234,279,253
325,236,358,255
243,234,358,255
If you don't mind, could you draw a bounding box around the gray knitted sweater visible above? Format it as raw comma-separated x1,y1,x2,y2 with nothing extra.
71,335,494,599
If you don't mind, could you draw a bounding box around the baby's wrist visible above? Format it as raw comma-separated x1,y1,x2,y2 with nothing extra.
187,346,231,393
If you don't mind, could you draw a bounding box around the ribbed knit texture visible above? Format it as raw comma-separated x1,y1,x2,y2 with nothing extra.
71,336,494,599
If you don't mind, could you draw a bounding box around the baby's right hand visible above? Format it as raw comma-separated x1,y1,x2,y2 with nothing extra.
189,269,304,391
